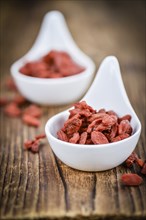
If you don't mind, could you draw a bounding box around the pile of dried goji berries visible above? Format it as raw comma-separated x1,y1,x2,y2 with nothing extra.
19,50,85,78
57,101,132,144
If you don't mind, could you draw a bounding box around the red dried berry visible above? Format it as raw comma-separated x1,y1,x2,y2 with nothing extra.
57,130,68,142
118,114,132,123
98,108,106,113
74,101,95,113
13,94,26,105
87,118,102,133
125,152,138,167
103,123,118,141
19,66,30,75
4,103,21,117
91,131,109,144
102,114,117,127
24,140,34,149
109,123,118,139
78,109,92,118
22,114,40,127
37,69,51,78
23,104,42,118
31,140,40,153
35,133,46,140
94,123,110,132
136,158,144,167
118,120,132,135
69,132,80,144
106,110,118,117
63,116,82,135
24,133,45,153
112,133,130,142
79,132,88,144
121,173,143,186
125,152,144,168
88,113,106,123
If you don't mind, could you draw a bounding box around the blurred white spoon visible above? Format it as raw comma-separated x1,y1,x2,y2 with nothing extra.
45,56,141,172
11,11,95,105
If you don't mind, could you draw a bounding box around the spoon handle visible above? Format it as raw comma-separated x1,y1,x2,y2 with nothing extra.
83,56,133,113
27,11,81,58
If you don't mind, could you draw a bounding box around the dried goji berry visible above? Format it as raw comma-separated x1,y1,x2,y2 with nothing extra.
57,130,68,142
94,123,111,132
63,116,82,135
13,94,26,105
102,114,117,127
98,108,106,113
136,158,144,167
104,123,118,141
69,109,92,118
118,114,132,123
24,140,34,149
31,140,40,153
124,152,144,168
91,131,109,144
118,120,132,135
22,114,40,127
109,123,118,139
121,173,143,186
35,133,46,140
106,110,118,117
79,132,88,144
125,152,138,167
87,119,102,133
69,132,80,144
112,133,129,142
4,103,21,117
24,133,45,153
23,104,42,118
88,113,105,123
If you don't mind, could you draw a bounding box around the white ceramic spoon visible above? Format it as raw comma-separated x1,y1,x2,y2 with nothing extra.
45,56,141,172
10,11,95,105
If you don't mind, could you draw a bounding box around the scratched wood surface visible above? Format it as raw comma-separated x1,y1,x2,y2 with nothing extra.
0,0,145,219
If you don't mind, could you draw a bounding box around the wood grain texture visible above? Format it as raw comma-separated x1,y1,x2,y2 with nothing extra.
0,0,145,219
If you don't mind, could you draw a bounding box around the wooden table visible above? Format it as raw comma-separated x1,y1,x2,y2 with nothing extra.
0,0,145,219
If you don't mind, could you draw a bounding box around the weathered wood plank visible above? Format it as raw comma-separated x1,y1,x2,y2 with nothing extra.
56,160,95,217
94,169,119,216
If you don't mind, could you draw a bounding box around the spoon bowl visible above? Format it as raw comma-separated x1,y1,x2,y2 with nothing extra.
45,56,141,171
10,11,95,105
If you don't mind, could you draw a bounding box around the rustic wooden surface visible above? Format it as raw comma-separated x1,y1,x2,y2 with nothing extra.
0,0,145,219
